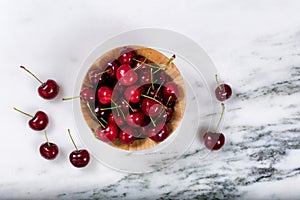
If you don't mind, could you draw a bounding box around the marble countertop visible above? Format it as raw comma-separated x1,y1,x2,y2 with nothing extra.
1,0,300,199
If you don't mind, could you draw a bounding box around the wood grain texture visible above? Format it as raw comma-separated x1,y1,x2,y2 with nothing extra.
80,46,186,151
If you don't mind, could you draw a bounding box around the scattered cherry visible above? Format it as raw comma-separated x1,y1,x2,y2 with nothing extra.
97,86,113,105
119,127,136,144
68,129,90,168
95,123,118,142
203,103,226,150
13,107,49,131
20,66,59,100
39,131,59,160
215,74,232,101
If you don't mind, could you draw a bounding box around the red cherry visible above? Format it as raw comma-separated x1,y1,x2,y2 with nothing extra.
134,56,150,70
97,86,112,105
108,113,125,127
105,60,120,79
39,131,59,160
67,129,90,168
95,123,118,142
155,71,171,84
126,112,144,127
203,132,225,150
139,69,151,86
116,64,138,86
147,123,165,137
203,103,226,150
20,66,59,100
118,47,137,65
141,98,162,117
149,125,169,142
215,74,232,101
80,87,95,103
163,81,179,103
88,69,110,86
124,86,141,104
94,103,111,121
13,107,49,131
119,127,136,144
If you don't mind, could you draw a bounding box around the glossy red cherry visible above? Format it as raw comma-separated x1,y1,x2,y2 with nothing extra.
203,103,226,150
105,60,120,79
94,104,111,121
203,132,225,150
139,69,151,86
108,113,124,127
163,81,179,103
118,47,137,65
215,74,232,101
125,86,141,104
80,87,95,103
116,64,138,86
67,129,90,168
126,112,144,127
149,125,169,142
39,131,59,160
119,127,137,144
20,66,59,100
141,98,162,117
95,123,118,142
134,56,150,70
13,107,49,131
97,86,112,105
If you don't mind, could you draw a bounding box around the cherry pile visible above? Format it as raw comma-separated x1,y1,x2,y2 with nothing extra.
76,47,180,145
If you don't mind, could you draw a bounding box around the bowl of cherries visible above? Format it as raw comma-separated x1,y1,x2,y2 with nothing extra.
72,46,186,151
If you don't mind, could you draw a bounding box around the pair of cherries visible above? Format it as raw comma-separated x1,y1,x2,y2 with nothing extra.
203,74,232,151
14,66,89,168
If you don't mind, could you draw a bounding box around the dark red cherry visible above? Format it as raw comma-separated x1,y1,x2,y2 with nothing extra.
40,142,59,160
126,112,144,127
149,125,169,142
97,86,112,105
108,113,124,127
119,127,137,144
95,123,118,142
88,69,108,86
116,64,138,86
157,107,173,123
125,86,141,104
39,131,59,160
214,74,232,101
147,123,165,137
118,47,137,65
163,81,179,103
203,132,225,150
155,71,171,84
94,104,110,121
67,129,90,168
20,66,59,100
13,107,49,131
105,60,120,79
215,84,232,101
139,69,152,86
134,56,150,70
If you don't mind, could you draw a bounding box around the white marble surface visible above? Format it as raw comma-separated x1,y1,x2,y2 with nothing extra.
1,0,300,199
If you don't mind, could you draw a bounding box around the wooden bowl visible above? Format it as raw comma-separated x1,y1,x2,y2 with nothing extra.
80,46,186,151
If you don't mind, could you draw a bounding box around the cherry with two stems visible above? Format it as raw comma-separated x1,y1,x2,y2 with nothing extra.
39,130,59,160
203,103,226,150
215,74,232,101
13,107,49,131
20,66,59,100
68,129,90,168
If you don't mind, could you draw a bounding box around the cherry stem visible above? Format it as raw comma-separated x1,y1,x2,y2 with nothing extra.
155,81,165,98
86,102,105,128
123,100,134,113
90,69,110,78
166,54,176,66
133,53,152,71
68,129,78,151
100,106,120,111
165,96,172,106
20,66,44,85
111,100,125,119
154,54,176,74
62,96,80,101
215,74,222,90
215,103,225,132
132,58,161,69
44,130,50,147
13,107,33,118
141,94,163,105
149,116,156,127
100,117,108,124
